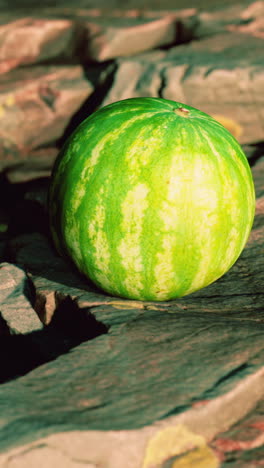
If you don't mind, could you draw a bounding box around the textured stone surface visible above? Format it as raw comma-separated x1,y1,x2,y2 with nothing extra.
212,398,264,467
0,367,262,467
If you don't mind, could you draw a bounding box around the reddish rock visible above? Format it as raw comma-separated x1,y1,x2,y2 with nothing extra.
83,10,197,62
0,17,77,73
228,1,264,39
0,65,93,159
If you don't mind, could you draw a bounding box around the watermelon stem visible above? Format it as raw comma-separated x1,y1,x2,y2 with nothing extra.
174,107,190,117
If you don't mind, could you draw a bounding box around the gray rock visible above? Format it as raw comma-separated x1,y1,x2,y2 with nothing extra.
0,262,42,334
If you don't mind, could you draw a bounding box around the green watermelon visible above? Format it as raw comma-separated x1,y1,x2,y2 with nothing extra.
49,97,255,301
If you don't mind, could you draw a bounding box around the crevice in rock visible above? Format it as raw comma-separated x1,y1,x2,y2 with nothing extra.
208,362,250,388
57,61,118,148
246,141,264,167
0,170,50,239
0,296,109,385
180,63,194,83
157,66,167,99
159,362,254,421
157,404,190,420
197,362,252,401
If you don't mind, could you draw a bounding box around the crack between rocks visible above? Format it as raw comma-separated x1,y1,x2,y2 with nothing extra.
0,293,109,384
47,442,100,466
3,442,98,467
180,63,194,83
157,66,167,98
184,291,264,300
159,359,260,421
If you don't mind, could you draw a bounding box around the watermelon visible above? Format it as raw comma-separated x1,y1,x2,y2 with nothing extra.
49,97,255,301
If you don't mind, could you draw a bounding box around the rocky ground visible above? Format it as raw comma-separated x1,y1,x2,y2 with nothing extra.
0,1,263,467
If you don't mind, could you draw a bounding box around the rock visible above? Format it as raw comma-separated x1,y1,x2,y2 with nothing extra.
191,2,259,39
0,262,42,335
0,301,263,461
227,1,264,39
0,65,93,159
211,397,264,467
0,379,263,468
0,9,197,69
0,147,58,181
0,18,77,74
103,32,264,144
83,10,197,62
0,4,252,69
7,231,110,324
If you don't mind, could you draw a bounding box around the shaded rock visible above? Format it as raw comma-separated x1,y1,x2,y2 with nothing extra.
0,147,58,180
6,231,109,324
0,170,50,239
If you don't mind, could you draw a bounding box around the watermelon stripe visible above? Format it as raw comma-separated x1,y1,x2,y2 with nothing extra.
62,113,156,270
118,183,149,297
180,126,239,295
